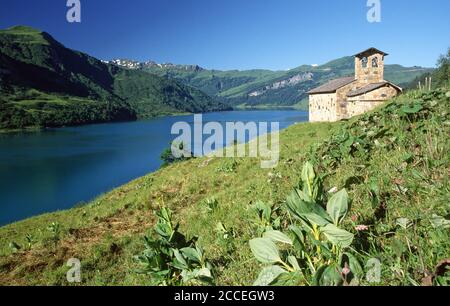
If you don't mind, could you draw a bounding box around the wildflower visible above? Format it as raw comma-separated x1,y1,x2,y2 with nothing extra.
342,263,351,276
328,187,338,194
355,225,369,231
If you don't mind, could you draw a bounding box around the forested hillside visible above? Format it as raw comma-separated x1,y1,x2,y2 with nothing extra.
0,26,229,130
138,56,433,108
407,48,450,90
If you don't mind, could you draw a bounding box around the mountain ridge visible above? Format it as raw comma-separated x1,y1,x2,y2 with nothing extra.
107,56,433,108
0,25,435,130
0,26,229,130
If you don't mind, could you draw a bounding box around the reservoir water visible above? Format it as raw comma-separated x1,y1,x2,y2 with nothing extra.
0,110,308,226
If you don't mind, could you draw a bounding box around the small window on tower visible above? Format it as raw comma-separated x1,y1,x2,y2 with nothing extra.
372,57,379,68
361,57,368,68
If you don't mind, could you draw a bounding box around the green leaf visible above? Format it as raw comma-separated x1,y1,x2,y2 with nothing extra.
322,224,354,248
341,252,364,282
172,249,188,270
256,201,272,222
253,265,287,286
249,238,282,264
181,247,202,263
289,225,305,253
396,218,412,230
160,207,171,221
287,256,301,271
327,189,349,225
401,103,423,114
180,269,196,283
9,241,21,253
263,230,293,245
391,238,406,258
301,162,315,191
195,245,204,260
402,153,414,164
369,178,380,209
296,188,312,203
302,213,331,227
429,214,450,229
313,265,327,286
289,225,304,244
286,191,331,226
343,137,355,149
196,267,212,278
286,191,308,217
195,267,214,284
271,271,302,286
320,264,343,286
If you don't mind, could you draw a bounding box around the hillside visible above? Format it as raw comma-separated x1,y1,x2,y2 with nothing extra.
0,26,229,130
406,48,450,90
111,56,434,109
0,88,448,286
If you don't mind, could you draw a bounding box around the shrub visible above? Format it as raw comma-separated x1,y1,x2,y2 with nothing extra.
135,207,214,285
250,162,362,286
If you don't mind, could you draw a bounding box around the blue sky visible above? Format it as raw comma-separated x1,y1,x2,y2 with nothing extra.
0,0,448,70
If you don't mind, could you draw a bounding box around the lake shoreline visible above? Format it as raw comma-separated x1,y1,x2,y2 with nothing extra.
0,110,309,226
0,106,309,134
0,113,191,135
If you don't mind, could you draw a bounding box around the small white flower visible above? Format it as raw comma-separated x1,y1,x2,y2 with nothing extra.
328,187,338,194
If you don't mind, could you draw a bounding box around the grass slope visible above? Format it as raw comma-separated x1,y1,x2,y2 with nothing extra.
0,89,448,285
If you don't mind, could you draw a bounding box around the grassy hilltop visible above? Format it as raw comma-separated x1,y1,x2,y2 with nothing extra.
0,88,448,286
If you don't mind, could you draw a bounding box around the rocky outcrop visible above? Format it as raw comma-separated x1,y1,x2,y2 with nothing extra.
248,72,313,97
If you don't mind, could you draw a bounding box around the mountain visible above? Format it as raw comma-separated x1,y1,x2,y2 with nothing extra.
107,59,205,72
110,56,434,109
0,25,433,131
0,26,229,130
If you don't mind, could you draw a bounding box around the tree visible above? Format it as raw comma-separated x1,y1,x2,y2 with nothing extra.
434,48,450,88
160,141,192,167
408,48,450,90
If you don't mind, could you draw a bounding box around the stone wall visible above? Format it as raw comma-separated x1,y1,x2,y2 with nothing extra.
309,93,338,122
335,82,358,120
355,52,385,85
309,84,399,122
346,85,398,117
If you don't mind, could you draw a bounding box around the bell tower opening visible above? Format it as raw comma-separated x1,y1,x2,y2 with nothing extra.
354,48,387,84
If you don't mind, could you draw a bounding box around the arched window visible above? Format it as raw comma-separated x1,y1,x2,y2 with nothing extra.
372,57,379,68
361,57,368,68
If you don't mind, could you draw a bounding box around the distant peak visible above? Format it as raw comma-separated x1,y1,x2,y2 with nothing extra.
4,25,42,33
107,58,205,71
0,25,59,47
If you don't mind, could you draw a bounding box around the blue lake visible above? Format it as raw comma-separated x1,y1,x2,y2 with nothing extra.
0,110,308,226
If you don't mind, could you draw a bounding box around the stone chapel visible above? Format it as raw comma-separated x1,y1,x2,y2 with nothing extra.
308,48,402,122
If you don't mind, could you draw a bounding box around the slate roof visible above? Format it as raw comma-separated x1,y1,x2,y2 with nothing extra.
347,81,402,97
354,48,389,57
307,77,355,94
